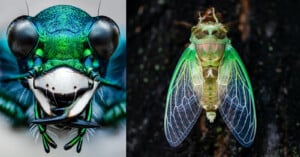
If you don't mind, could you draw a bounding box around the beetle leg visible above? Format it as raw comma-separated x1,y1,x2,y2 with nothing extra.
64,127,87,153
89,70,123,89
1,56,43,82
96,76,123,90
0,69,36,81
39,124,57,153
64,103,93,153
0,92,27,124
34,103,57,153
101,101,126,125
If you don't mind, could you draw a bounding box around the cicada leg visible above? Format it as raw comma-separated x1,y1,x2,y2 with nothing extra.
34,103,57,153
101,101,126,125
64,103,93,153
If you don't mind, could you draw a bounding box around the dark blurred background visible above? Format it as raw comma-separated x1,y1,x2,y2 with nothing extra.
127,0,300,156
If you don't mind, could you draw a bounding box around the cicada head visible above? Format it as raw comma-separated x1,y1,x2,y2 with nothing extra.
191,7,229,66
191,7,228,41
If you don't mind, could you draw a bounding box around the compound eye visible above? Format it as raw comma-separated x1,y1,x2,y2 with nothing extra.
195,30,209,39
7,16,38,59
214,30,226,39
88,16,120,60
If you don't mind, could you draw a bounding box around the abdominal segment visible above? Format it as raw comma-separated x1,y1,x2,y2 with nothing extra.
195,43,225,123
201,67,220,122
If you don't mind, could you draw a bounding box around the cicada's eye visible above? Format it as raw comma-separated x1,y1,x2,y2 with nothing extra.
215,31,226,39
88,16,120,60
195,30,209,39
7,16,38,59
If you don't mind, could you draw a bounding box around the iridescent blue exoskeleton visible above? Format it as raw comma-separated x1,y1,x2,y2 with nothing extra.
0,5,126,153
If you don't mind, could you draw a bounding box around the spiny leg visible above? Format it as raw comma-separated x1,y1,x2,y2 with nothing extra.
0,92,27,125
0,57,42,82
34,103,57,153
64,103,93,153
101,101,126,126
64,126,86,153
85,57,119,89
89,70,123,90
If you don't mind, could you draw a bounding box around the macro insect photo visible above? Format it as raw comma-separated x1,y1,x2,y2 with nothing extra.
164,7,256,149
128,0,300,157
0,0,125,156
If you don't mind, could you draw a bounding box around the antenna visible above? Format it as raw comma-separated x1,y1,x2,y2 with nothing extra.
212,8,219,23
25,0,30,15
97,0,102,15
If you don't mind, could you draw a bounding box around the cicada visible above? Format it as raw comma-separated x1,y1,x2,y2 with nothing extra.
0,5,126,153
164,8,256,147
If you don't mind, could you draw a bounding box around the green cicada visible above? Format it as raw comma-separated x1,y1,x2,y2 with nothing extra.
0,5,126,153
164,8,256,147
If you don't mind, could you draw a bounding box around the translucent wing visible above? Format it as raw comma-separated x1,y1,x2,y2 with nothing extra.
218,45,256,147
164,44,203,147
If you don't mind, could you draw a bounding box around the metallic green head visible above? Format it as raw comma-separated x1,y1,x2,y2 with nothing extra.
6,5,121,153
7,5,119,73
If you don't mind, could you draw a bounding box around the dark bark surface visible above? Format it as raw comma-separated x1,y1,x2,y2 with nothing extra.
127,0,300,156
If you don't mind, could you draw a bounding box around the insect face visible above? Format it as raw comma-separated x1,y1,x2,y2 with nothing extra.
5,5,122,153
6,6,120,121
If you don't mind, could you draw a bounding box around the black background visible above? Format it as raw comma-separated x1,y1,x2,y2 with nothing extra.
127,0,300,156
